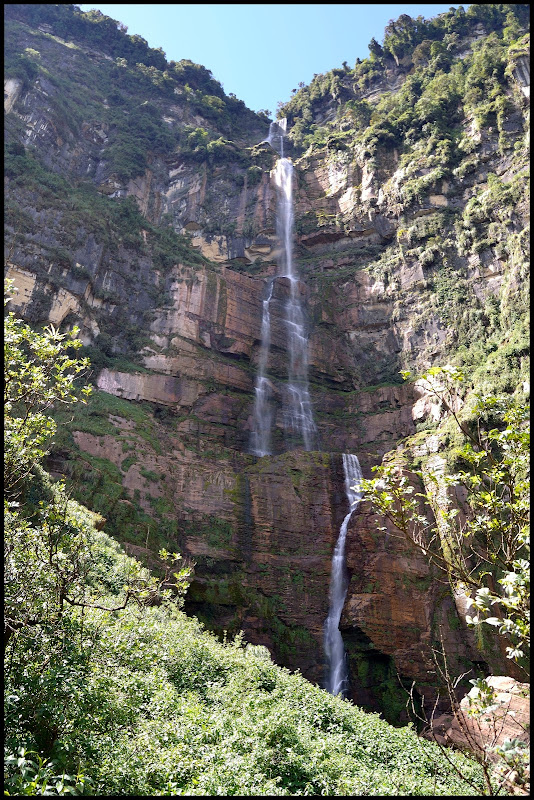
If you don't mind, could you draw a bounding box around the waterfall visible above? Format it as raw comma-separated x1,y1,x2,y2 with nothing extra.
274,158,317,451
250,279,274,456
263,118,287,157
250,120,316,454
324,453,363,696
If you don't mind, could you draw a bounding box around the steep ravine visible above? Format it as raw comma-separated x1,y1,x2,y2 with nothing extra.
4,4,530,722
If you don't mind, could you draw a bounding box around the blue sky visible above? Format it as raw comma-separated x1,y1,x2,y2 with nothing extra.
78,4,470,116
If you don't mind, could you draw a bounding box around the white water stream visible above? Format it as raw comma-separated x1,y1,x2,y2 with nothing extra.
249,279,274,456
324,453,363,696
251,123,363,699
250,120,316,454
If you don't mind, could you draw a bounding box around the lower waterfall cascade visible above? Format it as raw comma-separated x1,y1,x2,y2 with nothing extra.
324,453,363,696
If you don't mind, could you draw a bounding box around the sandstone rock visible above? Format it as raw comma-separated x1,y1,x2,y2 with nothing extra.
429,193,449,207
4,77,23,113
361,164,379,203
97,369,197,407
344,500,438,682
444,677,530,755
399,261,425,289
72,431,125,465
48,286,80,325
4,265,36,312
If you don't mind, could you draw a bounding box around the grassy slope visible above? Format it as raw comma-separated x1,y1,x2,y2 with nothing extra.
5,503,485,796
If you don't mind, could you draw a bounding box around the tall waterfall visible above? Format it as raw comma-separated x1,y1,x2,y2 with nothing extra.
324,453,363,696
250,120,316,454
250,279,274,457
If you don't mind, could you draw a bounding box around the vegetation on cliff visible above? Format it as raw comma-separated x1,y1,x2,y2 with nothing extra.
4,288,486,795
286,3,529,395
361,365,530,790
365,366,529,657
5,3,268,144
279,5,529,150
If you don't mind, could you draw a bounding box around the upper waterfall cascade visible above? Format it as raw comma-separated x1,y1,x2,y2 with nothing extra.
263,117,287,157
324,453,363,696
250,121,317,454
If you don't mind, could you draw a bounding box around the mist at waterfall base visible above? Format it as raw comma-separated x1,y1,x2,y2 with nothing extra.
250,120,316,455
324,454,363,696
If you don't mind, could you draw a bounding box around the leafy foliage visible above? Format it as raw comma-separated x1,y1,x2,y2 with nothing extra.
360,365,529,792
4,280,190,639
4,747,91,796
4,282,92,497
5,600,489,796
4,3,266,155
362,366,529,672
280,4,528,160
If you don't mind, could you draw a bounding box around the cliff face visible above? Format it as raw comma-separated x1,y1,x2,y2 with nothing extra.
4,4,530,721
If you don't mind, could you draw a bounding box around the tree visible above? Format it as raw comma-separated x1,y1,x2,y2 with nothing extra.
383,13,425,64
360,365,530,792
368,37,384,60
4,281,91,500
4,282,192,793
361,366,529,672
412,39,433,67
4,281,190,648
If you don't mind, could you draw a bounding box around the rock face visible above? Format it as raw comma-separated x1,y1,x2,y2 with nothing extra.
187,450,344,686
4,5,530,722
444,676,530,754
430,677,530,793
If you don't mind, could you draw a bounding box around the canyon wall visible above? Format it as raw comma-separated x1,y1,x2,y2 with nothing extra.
4,4,529,721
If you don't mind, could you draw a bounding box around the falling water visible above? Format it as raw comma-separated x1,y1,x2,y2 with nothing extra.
273,140,317,450
263,118,287,157
250,120,316,453
250,279,274,456
249,120,281,456
324,453,363,696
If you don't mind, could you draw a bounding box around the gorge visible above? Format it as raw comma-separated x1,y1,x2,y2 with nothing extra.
4,1,530,733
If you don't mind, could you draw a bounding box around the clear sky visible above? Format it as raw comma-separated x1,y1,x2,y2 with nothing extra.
78,4,470,116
